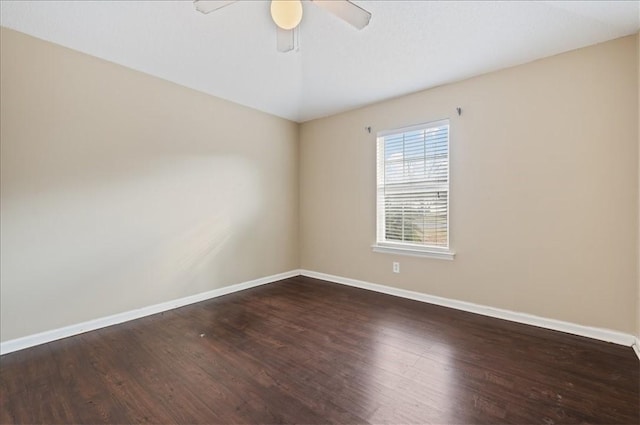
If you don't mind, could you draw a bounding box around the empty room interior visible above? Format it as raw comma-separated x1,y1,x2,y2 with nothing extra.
1,1,639,424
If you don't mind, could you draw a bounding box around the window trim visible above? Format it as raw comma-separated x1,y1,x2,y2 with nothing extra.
373,118,454,260
371,242,455,260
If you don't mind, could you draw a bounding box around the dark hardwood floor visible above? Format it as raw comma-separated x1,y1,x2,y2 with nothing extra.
1,276,638,424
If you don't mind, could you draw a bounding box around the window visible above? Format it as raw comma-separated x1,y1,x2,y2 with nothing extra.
373,119,454,260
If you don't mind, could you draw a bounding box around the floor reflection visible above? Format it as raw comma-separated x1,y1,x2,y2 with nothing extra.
367,315,459,424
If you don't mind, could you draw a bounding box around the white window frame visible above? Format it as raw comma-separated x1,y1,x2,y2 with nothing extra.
372,119,455,260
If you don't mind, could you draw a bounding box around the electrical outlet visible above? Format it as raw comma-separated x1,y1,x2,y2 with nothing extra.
393,262,400,273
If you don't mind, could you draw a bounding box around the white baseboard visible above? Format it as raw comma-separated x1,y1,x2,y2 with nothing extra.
300,270,636,347
4,268,637,359
633,337,640,361
0,269,301,356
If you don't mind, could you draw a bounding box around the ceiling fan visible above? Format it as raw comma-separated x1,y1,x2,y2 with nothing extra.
193,0,372,53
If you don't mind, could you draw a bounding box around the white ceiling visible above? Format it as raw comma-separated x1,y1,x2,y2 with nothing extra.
1,1,639,122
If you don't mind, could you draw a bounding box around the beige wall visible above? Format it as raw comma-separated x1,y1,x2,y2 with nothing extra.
300,35,639,334
0,28,299,342
637,32,640,341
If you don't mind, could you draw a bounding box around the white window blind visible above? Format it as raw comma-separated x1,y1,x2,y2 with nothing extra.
376,119,450,253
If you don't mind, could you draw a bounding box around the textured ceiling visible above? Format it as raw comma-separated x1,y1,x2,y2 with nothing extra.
1,1,638,122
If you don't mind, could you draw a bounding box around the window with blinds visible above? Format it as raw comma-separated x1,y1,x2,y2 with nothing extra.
376,119,450,253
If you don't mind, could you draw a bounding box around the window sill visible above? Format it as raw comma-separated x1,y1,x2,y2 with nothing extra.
371,244,455,260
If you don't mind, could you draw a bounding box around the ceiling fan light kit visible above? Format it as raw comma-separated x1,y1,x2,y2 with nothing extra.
193,0,371,53
270,0,303,30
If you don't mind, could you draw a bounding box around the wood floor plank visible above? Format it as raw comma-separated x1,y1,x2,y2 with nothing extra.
1,276,638,424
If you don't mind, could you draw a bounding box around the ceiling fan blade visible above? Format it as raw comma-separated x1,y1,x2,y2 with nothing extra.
311,0,371,30
194,0,238,14
276,27,299,53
